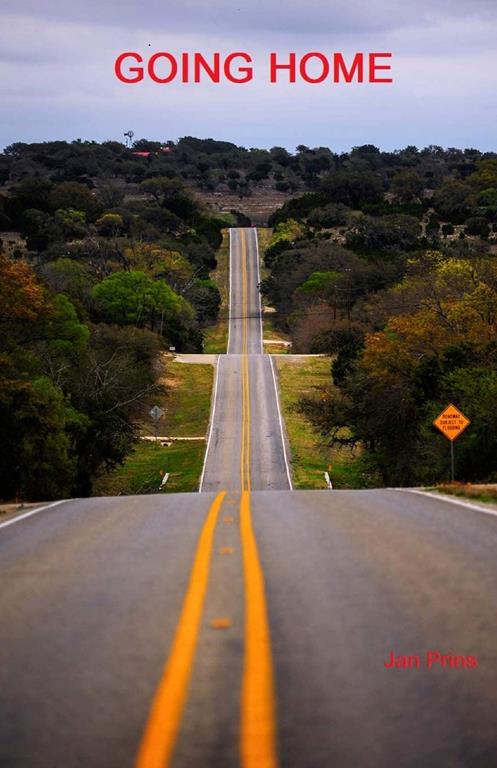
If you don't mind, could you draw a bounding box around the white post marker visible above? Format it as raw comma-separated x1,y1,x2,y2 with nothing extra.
324,472,333,490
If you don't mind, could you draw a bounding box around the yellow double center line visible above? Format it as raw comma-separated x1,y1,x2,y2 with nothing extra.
135,229,278,768
239,229,278,768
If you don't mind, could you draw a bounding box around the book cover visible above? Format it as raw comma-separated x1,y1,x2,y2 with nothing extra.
1,3,496,767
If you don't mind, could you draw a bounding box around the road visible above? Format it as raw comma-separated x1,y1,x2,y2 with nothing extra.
200,227,291,492
1,229,497,768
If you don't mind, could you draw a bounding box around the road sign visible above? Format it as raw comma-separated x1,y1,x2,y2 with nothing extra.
433,404,470,442
433,403,470,482
149,405,164,422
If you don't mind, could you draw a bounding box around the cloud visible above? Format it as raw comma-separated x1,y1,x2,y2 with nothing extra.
0,3,497,152
3,0,497,37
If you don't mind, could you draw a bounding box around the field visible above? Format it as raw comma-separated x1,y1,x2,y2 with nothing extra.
93,358,214,495
274,356,370,489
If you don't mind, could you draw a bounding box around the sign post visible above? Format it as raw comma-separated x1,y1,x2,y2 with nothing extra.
433,404,470,482
149,404,165,443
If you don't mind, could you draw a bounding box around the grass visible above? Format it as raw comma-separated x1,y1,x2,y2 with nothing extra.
142,359,213,437
263,315,291,354
93,357,214,495
203,321,229,355
92,441,206,496
274,356,369,489
203,229,230,354
431,484,497,505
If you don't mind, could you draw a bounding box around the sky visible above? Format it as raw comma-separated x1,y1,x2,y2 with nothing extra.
1,1,497,153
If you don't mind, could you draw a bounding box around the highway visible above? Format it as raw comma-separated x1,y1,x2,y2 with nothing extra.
1,229,497,767
200,227,291,492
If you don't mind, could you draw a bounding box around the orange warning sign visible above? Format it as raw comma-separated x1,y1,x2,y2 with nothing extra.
433,404,470,442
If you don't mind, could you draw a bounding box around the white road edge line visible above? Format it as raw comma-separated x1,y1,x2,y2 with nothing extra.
393,488,497,519
254,227,264,355
227,227,233,355
0,499,69,530
269,354,294,491
198,354,222,492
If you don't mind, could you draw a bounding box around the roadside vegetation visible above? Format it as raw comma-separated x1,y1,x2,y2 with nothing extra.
202,229,230,353
261,145,497,488
3,139,497,498
274,356,372,489
0,150,225,500
93,357,213,495
433,484,497,505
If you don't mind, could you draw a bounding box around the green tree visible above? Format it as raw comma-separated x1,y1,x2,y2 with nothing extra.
49,182,102,222
95,212,124,237
433,180,475,223
320,170,383,208
0,377,86,500
345,214,421,252
391,170,424,203
54,208,87,239
92,270,194,339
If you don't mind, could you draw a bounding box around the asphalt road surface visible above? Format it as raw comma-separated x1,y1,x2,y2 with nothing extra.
200,227,291,492
1,229,497,768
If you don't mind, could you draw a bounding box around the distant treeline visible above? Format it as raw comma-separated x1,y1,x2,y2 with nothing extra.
2,137,497,200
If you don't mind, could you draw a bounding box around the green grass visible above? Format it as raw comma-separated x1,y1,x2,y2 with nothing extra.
262,315,291,353
203,322,229,355
203,229,230,354
275,356,368,489
92,441,206,495
94,358,214,496
146,360,213,437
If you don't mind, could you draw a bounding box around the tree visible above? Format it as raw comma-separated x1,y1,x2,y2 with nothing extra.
67,325,161,495
433,180,475,223
468,159,497,190
91,270,194,341
19,209,62,251
0,252,48,325
54,208,87,239
391,170,424,203
185,279,221,325
0,377,86,500
5,177,54,223
49,182,102,220
464,216,490,239
95,212,124,237
320,170,383,208
346,214,421,252
40,258,94,306
300,257,497,485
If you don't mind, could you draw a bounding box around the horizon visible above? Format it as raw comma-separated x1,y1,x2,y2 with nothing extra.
2,2,497,153
3,135,497,156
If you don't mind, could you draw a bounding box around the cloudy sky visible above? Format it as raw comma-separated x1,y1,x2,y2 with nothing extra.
1,1,497,152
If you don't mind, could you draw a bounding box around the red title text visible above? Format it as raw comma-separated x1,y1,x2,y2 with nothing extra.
114,52,393,85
